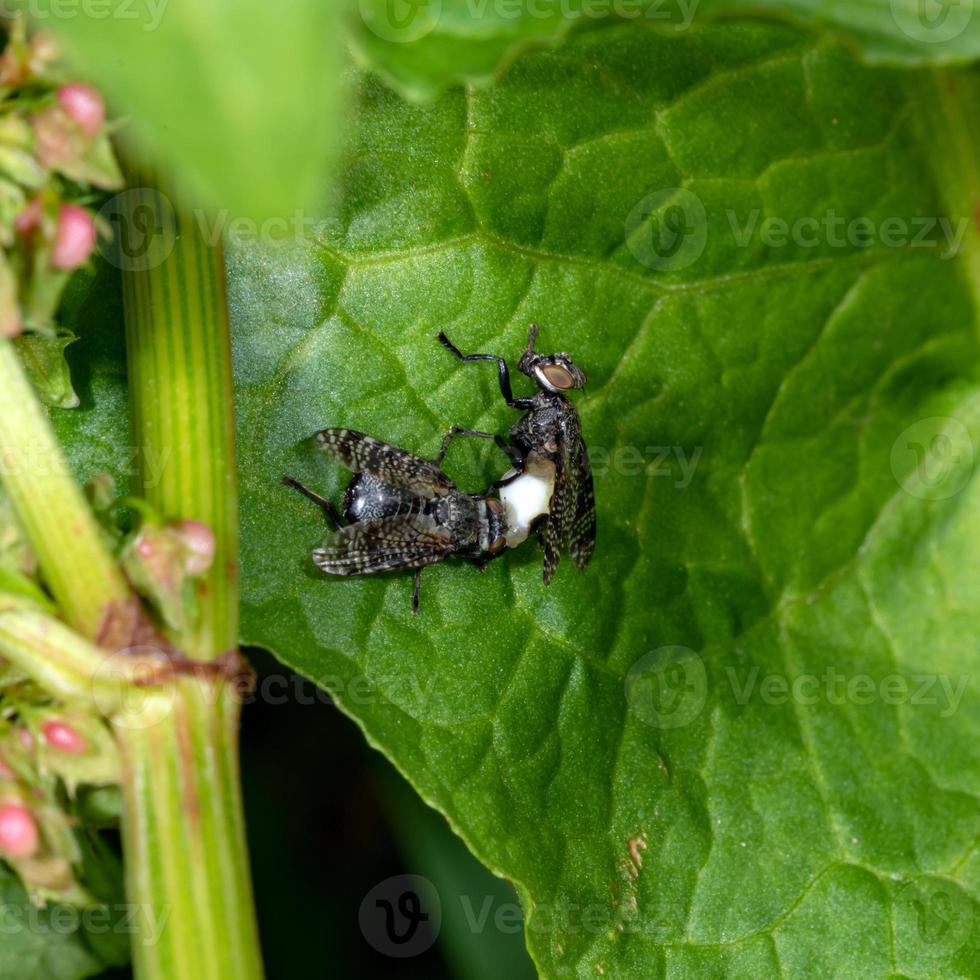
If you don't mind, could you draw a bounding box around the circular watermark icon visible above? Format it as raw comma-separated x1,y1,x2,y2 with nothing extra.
359,874,441,958
90,647,177,731
625,646,707,729
358,0,442,42
98,188,177,272
894,876,973,958
891,0,974,44
625,188,708,272
890,416,975,501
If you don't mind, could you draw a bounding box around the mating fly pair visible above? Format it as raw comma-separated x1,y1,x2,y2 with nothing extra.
283,325,596,612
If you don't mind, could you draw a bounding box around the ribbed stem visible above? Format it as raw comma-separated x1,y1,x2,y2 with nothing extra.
121,177,239,659
115,678,260,980
118,169,262,979
0,339,133,640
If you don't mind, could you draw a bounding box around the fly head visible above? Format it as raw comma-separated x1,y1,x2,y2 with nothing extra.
517,323,587,394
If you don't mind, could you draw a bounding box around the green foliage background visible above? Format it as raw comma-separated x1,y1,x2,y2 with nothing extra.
24,0,980,976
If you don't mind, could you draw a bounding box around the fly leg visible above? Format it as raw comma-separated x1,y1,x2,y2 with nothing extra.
282,475,346,530
437,331,535,410
412,569,422,614
436,425,521,468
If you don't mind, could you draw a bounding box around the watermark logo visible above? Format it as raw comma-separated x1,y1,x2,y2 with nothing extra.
359,875,441,957
625,646,707,729
90,647,178,731
626,188,707,272
894,876,973,957
890,416,975,501
891,0,974,44
98,188,176,272
358,0,442,42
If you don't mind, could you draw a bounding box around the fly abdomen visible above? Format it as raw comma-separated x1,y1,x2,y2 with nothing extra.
343,472,424,523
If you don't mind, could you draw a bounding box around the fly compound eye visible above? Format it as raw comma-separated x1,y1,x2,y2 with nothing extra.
486,497,504,514
536,363,576,391
489,535,508,554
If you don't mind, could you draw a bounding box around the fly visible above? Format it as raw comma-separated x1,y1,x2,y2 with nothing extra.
283,427,513,613
437,323,596,584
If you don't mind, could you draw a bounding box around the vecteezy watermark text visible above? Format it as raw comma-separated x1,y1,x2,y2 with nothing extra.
626,647,972,729
726,665,970,719
626,188,972,273
726,209,968,259
589,444,702,487
358,0,700,44
0,902,170,945
0,0,168,31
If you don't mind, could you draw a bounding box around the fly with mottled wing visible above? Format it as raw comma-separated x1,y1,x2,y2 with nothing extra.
437,324,596,584
283,427,536,612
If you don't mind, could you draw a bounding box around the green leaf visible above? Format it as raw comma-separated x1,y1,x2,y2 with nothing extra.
0,867,118,980
349,0,980,97
28,0,342,221
225,20,980,977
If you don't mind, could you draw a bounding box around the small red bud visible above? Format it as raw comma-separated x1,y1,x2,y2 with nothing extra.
56,84,105,139
0,803,39,858
0,755,13,779
51,204,96,270
41,721,87,755
17,728,34,751
176,520,216,576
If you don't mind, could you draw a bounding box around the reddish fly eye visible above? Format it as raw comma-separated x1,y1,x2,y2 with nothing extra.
489,535,507,554
539,364,576,390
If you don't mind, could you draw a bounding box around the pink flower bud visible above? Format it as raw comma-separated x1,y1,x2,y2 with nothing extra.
41,721,87,755
51,204,96,270
17,728,34,751
0,755,13,779
0,803,39,858
14,196,43,236
176,520,216,576
56,84,105,139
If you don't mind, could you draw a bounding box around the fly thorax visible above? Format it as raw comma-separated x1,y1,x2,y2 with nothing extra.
500,456,556,548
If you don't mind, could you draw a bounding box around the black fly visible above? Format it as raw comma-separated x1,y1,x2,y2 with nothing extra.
283,427,513,613
437,324,595,584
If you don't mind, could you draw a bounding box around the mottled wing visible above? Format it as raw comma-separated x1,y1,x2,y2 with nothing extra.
568,439,595,569
541,457,569,585
313,517,453,576
540,407,595,583
315,428,454,498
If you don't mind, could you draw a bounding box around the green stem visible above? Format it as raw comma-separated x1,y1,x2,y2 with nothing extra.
121,179,239,660
0,339,133,640
116,678,259,980
118,170,262,980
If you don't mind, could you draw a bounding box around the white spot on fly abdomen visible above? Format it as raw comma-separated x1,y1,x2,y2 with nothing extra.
500,459,555,548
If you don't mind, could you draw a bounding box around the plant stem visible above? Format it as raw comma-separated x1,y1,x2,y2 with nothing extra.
121,178,240,660
0,338,133,640
118,168,262,979
117,677,259,980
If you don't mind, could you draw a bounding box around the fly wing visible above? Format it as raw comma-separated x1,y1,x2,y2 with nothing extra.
539,408,594,583
540,460,569,585
568,440,596,570
315,428,455,498
313,516,453,576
